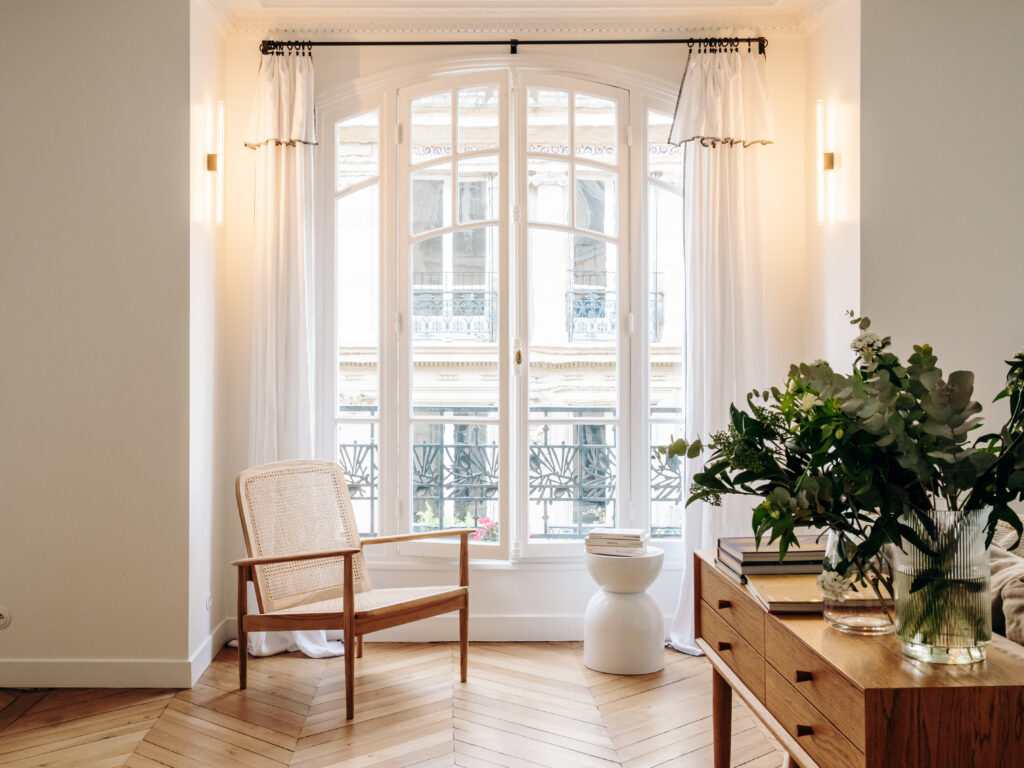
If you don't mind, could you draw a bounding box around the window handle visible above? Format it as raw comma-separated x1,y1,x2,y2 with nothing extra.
514,349,523,365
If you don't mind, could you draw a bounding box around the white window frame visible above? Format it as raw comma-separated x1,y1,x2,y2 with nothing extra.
315,58,687,565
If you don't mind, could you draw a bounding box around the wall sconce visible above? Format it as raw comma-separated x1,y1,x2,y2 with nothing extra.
207,101,224,224
815,100,836,224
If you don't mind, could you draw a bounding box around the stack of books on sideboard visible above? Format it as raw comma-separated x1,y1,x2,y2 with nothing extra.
585,528,648,556
715,534,830,613
715,534,825,581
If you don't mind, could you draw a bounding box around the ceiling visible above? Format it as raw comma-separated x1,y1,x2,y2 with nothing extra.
206,0,835,36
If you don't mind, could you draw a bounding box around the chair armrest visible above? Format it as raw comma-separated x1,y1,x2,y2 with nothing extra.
360,529,475,547
231,548,360,567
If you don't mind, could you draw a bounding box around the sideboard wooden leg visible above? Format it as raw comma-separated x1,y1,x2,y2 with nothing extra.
712,667,732,768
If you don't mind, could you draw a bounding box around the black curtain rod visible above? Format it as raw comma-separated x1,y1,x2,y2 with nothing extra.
259,36,767,57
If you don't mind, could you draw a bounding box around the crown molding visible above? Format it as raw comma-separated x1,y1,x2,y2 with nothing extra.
212,1,807,38
795,0,851,34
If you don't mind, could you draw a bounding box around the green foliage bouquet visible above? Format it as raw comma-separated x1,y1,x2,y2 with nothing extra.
659,315,1024,604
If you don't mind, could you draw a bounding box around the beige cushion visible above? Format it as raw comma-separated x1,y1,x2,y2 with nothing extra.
991,511,1024,553
990,545,1024,644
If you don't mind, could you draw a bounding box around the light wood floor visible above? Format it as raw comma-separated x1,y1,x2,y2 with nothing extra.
0,642,783,767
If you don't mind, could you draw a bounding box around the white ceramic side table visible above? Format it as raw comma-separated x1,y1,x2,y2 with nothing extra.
583,547,665,674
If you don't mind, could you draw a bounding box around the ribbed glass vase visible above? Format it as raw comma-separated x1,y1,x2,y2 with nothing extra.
893,508,992,664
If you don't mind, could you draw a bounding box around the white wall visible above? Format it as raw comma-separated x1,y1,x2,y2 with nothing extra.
188,0,229,683
861,0,1024,407
220,35,808,639
0,0,191,685
805,0,861,365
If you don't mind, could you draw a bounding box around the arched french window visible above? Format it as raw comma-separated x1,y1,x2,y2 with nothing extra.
318,60,686,561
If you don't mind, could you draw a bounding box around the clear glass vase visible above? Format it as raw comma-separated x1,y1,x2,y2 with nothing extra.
821,531,896,634
893,508,991,664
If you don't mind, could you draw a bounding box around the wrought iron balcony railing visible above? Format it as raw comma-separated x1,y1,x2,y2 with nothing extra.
412,271,497,342
337,405,685,540
566,270,666,343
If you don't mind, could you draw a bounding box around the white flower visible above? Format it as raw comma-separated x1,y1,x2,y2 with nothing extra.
816,570,853,601
809,359,827,367
850,331,884,361
799,392,824,411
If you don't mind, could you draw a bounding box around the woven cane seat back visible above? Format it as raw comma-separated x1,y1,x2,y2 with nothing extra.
237,460,371,613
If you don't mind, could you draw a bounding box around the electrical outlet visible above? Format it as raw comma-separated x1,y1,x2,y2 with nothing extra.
0,606,11,629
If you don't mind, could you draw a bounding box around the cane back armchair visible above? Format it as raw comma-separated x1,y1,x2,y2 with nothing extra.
232,460,471,719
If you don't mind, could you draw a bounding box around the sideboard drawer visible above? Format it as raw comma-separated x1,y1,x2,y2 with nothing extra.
699,557,765,654
765,617,865,751
766,664,865,768
701,600,765,703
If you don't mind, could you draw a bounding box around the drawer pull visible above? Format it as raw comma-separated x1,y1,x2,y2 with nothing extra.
717,642,731,652
796,724,814,738
795,670,813,683
717,599,731,609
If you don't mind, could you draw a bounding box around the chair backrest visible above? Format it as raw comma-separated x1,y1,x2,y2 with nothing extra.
236,460,372,613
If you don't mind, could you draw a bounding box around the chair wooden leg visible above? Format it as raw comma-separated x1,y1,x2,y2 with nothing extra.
237,567,248,690
344,629,355,720
459,599,468,683
356,635,363,658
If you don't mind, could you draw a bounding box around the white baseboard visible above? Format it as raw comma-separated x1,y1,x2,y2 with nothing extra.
0,657,192,689
188,617,231,685
0,618,234,689
223,614,672,642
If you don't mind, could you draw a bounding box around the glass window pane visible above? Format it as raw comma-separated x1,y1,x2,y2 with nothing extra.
413,422,499,541
412,228,499,411
575,93,616,164
335,111,378,193
457,156,499,224
648,184,684,418
458,86,500,153
650,423,684,540
336,184,379,417
527,158,569,225
575,164,618,236
648,109,684,191
527,88,569,156
337,423,380,536
527,229,617,417
528,423,616,538
411,163,451,235
411,91,452,164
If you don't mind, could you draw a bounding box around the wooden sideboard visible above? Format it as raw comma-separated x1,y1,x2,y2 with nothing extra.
694,550,1024,768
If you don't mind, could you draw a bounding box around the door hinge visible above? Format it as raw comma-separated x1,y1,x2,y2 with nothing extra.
396,122,403,145
512,204,521,223
395,312,402,335
627,124,633,147
627,312,635,336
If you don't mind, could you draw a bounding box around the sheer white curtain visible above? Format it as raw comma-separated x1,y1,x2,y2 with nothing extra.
666,49,773,655
243,52,343,659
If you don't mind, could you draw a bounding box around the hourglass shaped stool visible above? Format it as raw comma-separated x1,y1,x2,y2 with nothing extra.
583,547,665,674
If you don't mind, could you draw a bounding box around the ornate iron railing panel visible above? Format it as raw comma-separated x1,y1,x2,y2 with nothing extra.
336,409,684,540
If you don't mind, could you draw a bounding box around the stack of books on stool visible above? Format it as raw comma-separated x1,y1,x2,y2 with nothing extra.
585,528,649,557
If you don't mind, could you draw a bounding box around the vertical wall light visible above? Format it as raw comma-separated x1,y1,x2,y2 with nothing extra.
816,99,825,224
204,100,225,225
215,101,224,225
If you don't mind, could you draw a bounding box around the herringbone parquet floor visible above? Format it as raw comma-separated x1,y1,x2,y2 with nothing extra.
0,642,783,767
